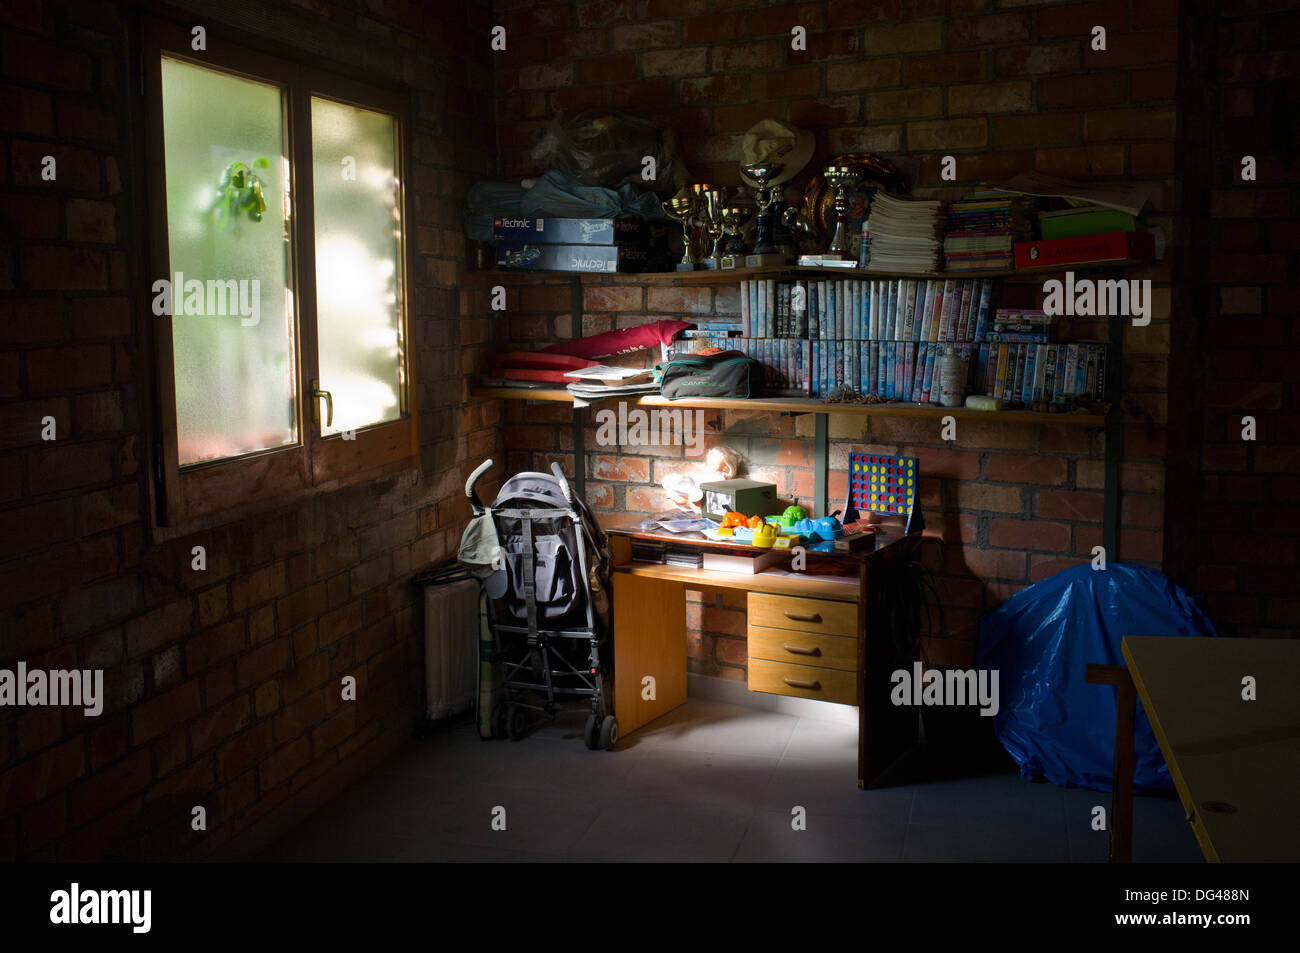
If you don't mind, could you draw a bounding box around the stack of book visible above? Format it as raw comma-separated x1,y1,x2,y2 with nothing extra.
862,194,944,273
978,309,1109,408
943,191,1034,272
719,276,1109,409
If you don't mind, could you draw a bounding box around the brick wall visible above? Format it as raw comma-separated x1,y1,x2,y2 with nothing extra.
1175,1,1300,637
483,0,1184,677
0,0,495,860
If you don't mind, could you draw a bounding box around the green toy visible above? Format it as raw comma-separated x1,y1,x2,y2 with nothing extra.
778,505,806,528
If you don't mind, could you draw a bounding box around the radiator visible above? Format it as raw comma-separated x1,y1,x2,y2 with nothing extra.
422,577,479,721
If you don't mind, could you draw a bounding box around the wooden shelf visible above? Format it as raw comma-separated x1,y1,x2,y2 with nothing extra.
465,258,1150,285
472,387,1112,427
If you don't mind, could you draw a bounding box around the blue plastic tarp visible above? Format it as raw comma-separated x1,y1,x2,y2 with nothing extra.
975,563,1218,793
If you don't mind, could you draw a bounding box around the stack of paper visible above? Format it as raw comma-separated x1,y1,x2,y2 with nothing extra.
862,193,944,273
563,364,659,401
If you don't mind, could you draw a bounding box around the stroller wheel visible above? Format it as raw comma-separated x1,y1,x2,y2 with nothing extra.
599,715,619,751
506,706,527,741
490,703,507,740
583,713,600,750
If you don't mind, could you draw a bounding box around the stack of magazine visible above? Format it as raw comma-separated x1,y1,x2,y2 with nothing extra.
862,193,945,273
562,364,659,400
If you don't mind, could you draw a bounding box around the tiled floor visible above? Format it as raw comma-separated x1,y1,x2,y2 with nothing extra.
260,698,1204,863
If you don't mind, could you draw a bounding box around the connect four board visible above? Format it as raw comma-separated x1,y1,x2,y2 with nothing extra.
844,451,923,534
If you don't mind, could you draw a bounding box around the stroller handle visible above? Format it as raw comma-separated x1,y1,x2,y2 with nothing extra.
465,458,493,507
550,462,574,504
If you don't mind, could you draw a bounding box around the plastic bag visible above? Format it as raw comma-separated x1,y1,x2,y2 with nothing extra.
464,171,669,243
530,109,686,197
975,563,1217,793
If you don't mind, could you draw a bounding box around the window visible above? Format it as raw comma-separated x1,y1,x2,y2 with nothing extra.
141,19,416,532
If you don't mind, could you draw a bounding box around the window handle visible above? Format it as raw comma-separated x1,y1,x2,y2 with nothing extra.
311,380,333,428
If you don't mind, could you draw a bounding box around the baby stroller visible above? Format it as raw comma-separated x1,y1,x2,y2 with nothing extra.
460,459,618,750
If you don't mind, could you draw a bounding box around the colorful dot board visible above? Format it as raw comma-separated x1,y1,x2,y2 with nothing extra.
844,451,924,535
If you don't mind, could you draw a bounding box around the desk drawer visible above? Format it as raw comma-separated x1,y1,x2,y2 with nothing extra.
748,624,858,672
748,658,857,706
748,592,857,638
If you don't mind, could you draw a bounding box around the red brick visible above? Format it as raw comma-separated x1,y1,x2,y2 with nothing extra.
190,696,251,755
995,44,1080,77
1035,145,1125,178
131,680,201,745
949,81,1031,115
682,13,741,44
21,247,108,291
1085,108,1177,141
1036,489,1104,522
985,453,1068,485
237,639,289,691
311,708,357,755
216,722,273,781
9,141,101,191
908,51,985,84
862,20,942,54
612,21,679,49
1084,30,1178,68
948,13,1030,48
680,74,748,105
1036,72,1125,109
953,546,1027,582
990,518,1071,552
827,58,902,92
863,87,941,121
788,96,861,126
907,118,987,151
259,737,311,791
1131,67,1177,102
185,619,247,674
751,67,821,100
550,29,609,59
577,53,637,85
1,33,93,90
645,48,708,76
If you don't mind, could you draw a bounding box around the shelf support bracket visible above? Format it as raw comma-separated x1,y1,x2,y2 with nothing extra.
814,412,828,517
1102,311,1123,559
570,277,585,500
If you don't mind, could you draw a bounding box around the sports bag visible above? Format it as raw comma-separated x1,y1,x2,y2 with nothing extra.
657,350,762,400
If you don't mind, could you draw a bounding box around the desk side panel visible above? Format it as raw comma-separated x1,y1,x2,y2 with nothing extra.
613,572,689,737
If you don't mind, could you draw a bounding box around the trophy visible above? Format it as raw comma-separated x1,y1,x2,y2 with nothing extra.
719,193,755,270
823,164,862,258
740,162,787,267
694,184,725,270
665,189,702,271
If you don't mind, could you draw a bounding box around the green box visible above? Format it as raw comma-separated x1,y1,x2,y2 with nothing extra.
700,479,777,521
1040,207,1137,240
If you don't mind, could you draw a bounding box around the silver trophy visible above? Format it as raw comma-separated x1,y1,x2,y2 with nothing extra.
741,162,786,266
823,164,862,259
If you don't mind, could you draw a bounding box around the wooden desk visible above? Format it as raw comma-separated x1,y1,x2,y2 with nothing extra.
607,526,900,743
1120,636,1300,863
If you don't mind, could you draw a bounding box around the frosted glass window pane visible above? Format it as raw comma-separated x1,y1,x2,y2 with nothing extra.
311,97,403,436
160,57,297,466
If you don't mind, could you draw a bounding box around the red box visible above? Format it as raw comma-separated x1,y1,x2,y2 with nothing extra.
1014,230,1155,269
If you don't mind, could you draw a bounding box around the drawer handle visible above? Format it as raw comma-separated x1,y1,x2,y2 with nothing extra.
783,610,822,623
783,676,821,690
783,642,821,657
